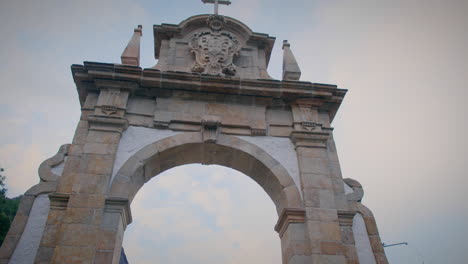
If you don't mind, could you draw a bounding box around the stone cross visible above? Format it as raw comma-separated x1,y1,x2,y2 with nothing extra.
201,0,231,15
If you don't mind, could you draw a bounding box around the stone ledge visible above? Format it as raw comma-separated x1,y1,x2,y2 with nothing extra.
49,193,70,211
72,62,347,123
274,208,306,237
87,116,129,134
95,79,139,91
104,197,133,228
290,131,330,148
337,210,356,226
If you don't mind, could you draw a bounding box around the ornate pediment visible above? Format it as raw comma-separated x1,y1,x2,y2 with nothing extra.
153,14,275,79
189,15,240,76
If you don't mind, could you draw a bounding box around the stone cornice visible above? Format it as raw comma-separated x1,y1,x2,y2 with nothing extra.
337,210,356,226
49,193,70,211
274,208,306,237
87,116,129,134
72,62,347,122
290,131,331,148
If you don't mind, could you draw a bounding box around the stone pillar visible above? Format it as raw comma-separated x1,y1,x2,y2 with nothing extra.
275,209,311,264
337,210,359,264
94,198,131,263
289,100,348,263
34,80,134,264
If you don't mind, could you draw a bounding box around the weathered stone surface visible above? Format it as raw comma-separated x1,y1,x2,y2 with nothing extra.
282,40,301,81
153,15,274,79
1,9,392,264
38,144,70,182
53,246,95,264
121,25,142,66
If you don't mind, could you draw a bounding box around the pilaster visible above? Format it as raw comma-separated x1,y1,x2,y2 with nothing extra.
289,99,347,263
275,209,310,264
36,80,133,264
95,198,132,264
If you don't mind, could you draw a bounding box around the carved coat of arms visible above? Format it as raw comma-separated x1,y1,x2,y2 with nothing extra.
190,15,240,76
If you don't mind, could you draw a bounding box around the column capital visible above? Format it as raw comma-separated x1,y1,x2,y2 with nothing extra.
290,131,330,148
87,116,128,134
274,208,306,237
105,197,133,228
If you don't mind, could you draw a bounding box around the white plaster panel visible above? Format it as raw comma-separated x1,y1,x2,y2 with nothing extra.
112,126,180,182
50,157,67,176
353,213,377,264
9,194,50,264
236,136,301,196
344,181,354,195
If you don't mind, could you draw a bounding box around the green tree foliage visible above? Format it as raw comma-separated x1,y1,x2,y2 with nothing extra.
0,169,22,247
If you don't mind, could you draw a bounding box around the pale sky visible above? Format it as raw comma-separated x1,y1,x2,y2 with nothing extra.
1,0,467,263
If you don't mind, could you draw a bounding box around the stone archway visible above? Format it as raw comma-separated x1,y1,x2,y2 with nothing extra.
0,12,390,264
109,132,302,213
103,131,304,264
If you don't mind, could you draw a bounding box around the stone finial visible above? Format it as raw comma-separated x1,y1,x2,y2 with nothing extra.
121,25,143,66
282,40,301,81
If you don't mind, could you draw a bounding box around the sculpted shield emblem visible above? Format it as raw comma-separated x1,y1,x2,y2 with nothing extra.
190,16,240,76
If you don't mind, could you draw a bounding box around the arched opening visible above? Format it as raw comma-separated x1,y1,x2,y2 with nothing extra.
107,132,303,263
109,132,302,214
122,164,281,263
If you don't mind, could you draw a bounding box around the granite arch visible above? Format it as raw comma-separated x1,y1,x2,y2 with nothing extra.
108,132,303,215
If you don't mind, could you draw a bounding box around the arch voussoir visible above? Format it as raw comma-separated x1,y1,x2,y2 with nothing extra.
109,174,132,199
108,133,303,216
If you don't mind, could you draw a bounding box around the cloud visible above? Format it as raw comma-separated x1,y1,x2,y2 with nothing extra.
0,143,46,196
123,165,281,264
0,0,153,197
1,0,467,263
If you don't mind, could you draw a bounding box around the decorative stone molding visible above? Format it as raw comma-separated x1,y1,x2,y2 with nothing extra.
201,115,221,143
99,105,120,117
190,15,241,76
300,121,317,131
72,62,347,125
88,116,129,134
24,182,58,196
94,79,139,92
38,144,70,182
154,121,170,129
105,197,133,229
274,208,306,237
344,178,364,202
290,131,330,148
251,128,267,136
206,14,226,31
337,210,356,226
152,14,275,79
48,193,70,211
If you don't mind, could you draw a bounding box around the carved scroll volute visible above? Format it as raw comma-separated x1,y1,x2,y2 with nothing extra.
190,15,240,77
38,144,70,182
